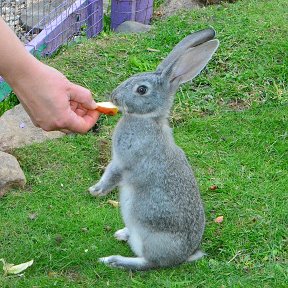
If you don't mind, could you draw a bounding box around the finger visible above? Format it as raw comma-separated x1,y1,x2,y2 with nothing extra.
69,100,88,117
75,107,88,117
65,110,101,133
69,83,97,110
70,100,95,118
70,100,78,111
82,110,101,131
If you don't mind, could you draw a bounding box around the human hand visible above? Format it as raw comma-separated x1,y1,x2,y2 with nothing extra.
11,61,100,133
0,17,100,133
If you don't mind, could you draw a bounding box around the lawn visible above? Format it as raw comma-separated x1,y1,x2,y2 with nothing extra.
0,0,287,287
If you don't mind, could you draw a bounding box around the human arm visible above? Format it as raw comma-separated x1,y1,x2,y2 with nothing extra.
0,17,100,133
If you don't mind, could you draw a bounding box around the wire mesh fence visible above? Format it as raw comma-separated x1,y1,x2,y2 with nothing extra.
0,0,103,56
1,1,66,44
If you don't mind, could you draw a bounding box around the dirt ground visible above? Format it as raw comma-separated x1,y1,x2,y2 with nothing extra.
157,0,204,18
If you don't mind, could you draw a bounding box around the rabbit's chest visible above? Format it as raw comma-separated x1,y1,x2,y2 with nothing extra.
112,121,153,162
114,132,137,152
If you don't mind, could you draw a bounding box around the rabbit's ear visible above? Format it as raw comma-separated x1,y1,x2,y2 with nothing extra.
162,39,219,85
156,28,216,73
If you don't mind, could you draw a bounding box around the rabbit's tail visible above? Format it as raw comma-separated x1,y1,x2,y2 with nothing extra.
187,250,206,262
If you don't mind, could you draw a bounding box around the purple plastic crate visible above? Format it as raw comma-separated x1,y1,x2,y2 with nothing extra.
86,0,103,38
44,0,103,56
111,0,153,30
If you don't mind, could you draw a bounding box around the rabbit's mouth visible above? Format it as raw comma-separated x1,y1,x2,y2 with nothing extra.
110,96,119,107
110,93,128,114
116,99,129,114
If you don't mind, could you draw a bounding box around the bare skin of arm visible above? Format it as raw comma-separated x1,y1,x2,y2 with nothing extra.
0,17,100,133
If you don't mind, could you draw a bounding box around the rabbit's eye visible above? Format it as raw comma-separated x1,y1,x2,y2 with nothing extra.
136,85,148,95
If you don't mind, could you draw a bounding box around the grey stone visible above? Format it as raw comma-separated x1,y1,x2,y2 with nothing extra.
115,21,152,34
0,151,26,197
0,104,65,152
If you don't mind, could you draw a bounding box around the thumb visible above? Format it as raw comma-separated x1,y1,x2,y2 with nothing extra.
69,83,97,110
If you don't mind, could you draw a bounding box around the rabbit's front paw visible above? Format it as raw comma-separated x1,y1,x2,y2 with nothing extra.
88,182,109,197
114,227,129,241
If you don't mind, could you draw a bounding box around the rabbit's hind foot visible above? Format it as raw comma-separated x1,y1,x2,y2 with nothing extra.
99,255,152,271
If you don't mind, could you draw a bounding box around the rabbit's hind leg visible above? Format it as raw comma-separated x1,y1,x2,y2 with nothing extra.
142,233,190,268
99,255,153,271
114,227,129,241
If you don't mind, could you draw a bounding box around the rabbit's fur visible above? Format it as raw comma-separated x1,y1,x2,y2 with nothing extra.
89,28,219,270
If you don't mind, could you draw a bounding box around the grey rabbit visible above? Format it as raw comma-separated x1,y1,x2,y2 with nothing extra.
89,28,219,270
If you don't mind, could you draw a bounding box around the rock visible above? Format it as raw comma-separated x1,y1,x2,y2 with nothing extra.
0,151,26,197
115,21,152,34
0,104,65,152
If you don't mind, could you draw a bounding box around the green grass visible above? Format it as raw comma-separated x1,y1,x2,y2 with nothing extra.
0,93,19,116
0,0,287,287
